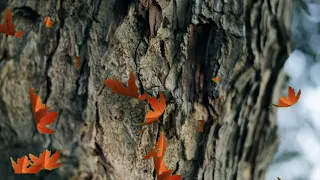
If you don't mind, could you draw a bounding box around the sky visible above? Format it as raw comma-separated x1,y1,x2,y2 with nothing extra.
266,1,320,180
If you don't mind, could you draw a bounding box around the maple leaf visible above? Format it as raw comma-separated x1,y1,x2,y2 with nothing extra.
152,155,182,180
30,88,58,134
144,129,166,160
139,92,166,126
158,170,174,179
147,150,175,179
29,149,62,170
198,120,204,132
159,171,182,180
45,17,54,28
105,72,146,100
144,130,182,179
0,8,24,37
75,56,80,69
10,156,41,174
153,155,169,177
166,175,182,180
14,31,23,38
212,77,220,83
273,86,301,107
153,154,182,180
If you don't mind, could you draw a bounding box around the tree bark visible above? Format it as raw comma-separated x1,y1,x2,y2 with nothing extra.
0,0,292,179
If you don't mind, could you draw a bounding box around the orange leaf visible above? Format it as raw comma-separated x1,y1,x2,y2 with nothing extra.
166,175,182,180
138,93,147,100
105,72,146,100
143,130,182,179
29,149,62,170
198,120,204,132
159,170,182,180
144,129,166,160
144,130,168,176
139,92,166,126
0,8,23,37
30,88,58,134
273,86,301,107
14,31,23,38
158,170,174,179
153,153,169,176
10,156,41,174
45,17,54,28
146,143,182,179
75,56,80,69
212,77,220,83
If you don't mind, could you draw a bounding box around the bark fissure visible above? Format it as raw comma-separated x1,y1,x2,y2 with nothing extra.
43,1,66,104
133,38,145,93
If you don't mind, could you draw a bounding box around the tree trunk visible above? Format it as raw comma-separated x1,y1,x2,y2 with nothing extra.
0,0,292,179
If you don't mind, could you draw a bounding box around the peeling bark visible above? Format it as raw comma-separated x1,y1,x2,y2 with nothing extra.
0,0,292,179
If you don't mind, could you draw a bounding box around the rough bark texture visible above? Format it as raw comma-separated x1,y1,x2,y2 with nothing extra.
0,0,292,179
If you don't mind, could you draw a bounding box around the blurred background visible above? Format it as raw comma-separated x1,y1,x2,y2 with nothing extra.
266,0,320,179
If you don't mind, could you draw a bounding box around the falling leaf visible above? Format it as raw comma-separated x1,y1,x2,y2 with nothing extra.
75,56,80,69
144,130,182,179
153,155,182,180
147,144,180,179
105,72,146,100
10,156,41,174
29,149,62,170
154,155,169,176
138,93,147,101
0,8,23,37
212,77,220,83
139,92,166,126
159,171,182,180
45,17,54,28
144,129,166,160
277,178,281,180
166,175,182,180
273,86,301,107
14,31,23,38
158,170,174,179
30,88,58,134
198,120,204,132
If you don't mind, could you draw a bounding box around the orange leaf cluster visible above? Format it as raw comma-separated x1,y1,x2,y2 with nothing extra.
105,72,166,126
144,130,182,180
273,86,301,107
10,149,62,174
45,17,54,28
29,149,62,170
105,72,181,178
10,156,41,174
10,88,61,173
0,8,23,38
30,88,58,134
